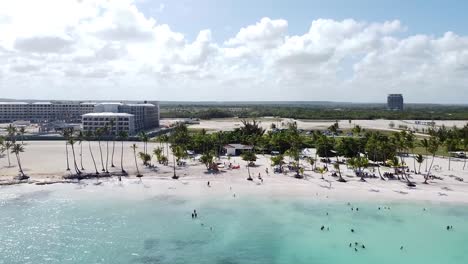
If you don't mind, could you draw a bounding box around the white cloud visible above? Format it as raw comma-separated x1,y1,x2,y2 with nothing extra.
0,0,467,103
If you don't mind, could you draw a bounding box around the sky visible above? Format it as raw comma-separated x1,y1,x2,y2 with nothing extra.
0,0,467,103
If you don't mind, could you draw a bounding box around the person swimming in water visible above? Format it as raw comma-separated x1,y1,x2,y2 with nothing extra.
351,229,355,233
321,226,325,231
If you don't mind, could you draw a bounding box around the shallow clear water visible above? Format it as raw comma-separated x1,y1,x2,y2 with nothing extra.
1,187,468,264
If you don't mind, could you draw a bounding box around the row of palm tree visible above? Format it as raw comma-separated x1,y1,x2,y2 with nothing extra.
61,127,129,177
0,125,28,180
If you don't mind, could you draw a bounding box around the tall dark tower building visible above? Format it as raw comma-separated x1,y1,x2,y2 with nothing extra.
387,94,404,110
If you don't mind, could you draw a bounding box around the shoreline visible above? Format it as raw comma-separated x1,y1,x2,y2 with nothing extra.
2,173,468,206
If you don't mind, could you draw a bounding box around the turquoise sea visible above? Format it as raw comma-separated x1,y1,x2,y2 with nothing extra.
1,185,468,264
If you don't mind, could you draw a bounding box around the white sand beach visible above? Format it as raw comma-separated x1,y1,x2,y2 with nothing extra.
1,140,468,204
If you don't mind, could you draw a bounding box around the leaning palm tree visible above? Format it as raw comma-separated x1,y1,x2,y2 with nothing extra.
103,124,110,173
11,143,28,180
131,144,142,178
333,163,346,182
109,119,116,168
95,128,106,172
425,137,440,184
68,137,81,175
84,131,99,175
77,131,85,171
118,131,129,174
1,140,13,167
61,128,71,171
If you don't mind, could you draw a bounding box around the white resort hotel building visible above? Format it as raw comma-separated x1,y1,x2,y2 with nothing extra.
82,113,136,135
0,101,159,135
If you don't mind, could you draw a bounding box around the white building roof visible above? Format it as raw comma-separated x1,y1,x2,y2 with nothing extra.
83,112,134,117
125,103,155,107
96,102,123,106
0,102,29,105
32,102,52,105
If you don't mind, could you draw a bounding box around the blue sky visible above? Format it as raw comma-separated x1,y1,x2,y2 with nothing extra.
137,0,468,42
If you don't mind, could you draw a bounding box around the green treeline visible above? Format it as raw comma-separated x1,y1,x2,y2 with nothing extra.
160,104,468,120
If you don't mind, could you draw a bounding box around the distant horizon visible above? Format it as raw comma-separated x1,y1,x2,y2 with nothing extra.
1,97,468,106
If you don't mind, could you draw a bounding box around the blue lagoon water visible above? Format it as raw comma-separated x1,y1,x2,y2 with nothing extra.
1,185,468,264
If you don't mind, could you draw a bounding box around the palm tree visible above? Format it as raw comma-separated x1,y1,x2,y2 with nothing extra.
307,157,315,171
109,119,116,168
415,154,424,174
68,137,81,175
84,131,99,175
420,138,430,172
6,124,17,142
61,128,71,171
463,137,468,170
200,151,215,170
77,131,85,171
334,163,346,182
405,132,416,173
352,125,362,136
347,156,369,182
118,131,128,174
425,137,440,184
285,148,301,178
138,131,149,155
172,145,188,179
445,133,459,171
95,128,106,172
131,144,142,178
160,134,170,162
1,140,13,167
103,124,110,173
153,147,164,164
365,132,385,180
271,155,285,172
317,167,326,180
241,151,257,180
387,156,402,180
18,127,26,144
11,143,27,180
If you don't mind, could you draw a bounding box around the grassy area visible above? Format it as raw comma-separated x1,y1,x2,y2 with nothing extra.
412,146,449,157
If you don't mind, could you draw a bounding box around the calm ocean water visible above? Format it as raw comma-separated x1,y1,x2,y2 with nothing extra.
1,186,468,264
